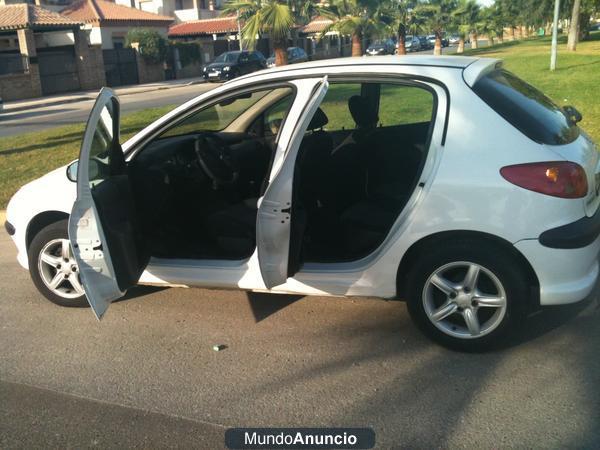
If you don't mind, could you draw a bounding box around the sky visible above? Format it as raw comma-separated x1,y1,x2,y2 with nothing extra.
477,0,494,5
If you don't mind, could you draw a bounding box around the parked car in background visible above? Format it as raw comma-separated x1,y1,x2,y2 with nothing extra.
417,36,433,50
7,56,598,352
266,47,308,68
404,35,422,52
203,50,266,81
366,39,396,56
448,35,461,45
427,34,449,47
0,96,3,113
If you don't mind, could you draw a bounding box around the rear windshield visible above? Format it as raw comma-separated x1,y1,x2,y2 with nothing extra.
472,69,579,145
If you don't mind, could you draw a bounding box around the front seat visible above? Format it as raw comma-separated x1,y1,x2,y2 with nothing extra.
205,108,332,259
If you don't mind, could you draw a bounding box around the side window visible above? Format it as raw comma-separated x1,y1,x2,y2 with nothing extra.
158,87,293,139
264,95,294,136
314,82,434,132
378,84,434,127
88,98,118,186
472,69,578,144
317,83,362,131
239,52,249,63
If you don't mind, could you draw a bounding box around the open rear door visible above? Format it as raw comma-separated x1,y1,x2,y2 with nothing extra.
256,77,329,288
68,88,149,319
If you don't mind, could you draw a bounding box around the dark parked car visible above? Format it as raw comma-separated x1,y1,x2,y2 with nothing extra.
365,39,396,56
266,47,308,68
203,50,266,81
418,35,433,50
427,34,449,48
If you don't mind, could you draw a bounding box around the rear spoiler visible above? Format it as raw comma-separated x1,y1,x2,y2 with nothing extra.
462,58,503,87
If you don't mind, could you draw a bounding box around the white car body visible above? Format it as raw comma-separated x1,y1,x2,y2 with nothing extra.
6,56,600,345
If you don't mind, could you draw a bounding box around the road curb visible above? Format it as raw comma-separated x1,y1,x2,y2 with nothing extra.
3,79,206,115
4,96,94,114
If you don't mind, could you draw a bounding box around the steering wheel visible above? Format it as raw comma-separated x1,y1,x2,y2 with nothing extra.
194,134,239,187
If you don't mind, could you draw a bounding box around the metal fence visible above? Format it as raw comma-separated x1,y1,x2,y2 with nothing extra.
0,54,28,76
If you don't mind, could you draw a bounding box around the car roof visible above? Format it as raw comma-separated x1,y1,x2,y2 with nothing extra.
233,55,499,86
259,55,481,73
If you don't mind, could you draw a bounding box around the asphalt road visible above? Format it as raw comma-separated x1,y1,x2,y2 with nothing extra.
0,83,216,138
1,229,599,449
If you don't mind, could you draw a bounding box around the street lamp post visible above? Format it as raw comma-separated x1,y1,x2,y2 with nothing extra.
550,0,560,70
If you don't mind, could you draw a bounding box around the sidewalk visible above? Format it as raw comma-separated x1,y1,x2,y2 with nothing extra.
3,76,206,114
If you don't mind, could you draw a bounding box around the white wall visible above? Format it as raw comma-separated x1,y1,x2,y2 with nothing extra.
34,30,76,48
86,25,169,50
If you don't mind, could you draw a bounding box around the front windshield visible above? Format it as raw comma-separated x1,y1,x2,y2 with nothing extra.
214,52,239,63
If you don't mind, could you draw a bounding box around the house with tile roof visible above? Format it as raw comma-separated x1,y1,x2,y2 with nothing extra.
60,0,173,49
0,3,106,99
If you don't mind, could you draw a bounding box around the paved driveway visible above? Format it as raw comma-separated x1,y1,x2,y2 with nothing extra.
1,230,599,448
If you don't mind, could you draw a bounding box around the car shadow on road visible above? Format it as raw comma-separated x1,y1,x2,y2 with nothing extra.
245,291,305,322
116,285,168,303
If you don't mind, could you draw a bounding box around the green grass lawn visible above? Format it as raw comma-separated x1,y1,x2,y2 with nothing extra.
1,32,598,209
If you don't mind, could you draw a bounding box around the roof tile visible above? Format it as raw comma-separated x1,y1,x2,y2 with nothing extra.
61,0,173,25
168,16,238,37
0,4,80,31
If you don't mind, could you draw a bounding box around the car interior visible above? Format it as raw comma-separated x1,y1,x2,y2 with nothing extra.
127,81,434,266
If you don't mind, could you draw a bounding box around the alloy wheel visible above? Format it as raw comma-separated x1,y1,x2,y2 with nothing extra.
422,261,507,339
38,238,84,299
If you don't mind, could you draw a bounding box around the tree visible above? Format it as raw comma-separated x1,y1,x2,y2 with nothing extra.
414,0,458,55
452,0,480,53
125,28,167,64
222,0,294,66
567,0,582,50
382,0,417,55
478,6,498,45
496,0,520,40
321,0,386,56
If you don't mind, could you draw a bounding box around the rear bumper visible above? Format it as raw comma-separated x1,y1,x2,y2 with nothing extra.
539,204,600,248
515,233,600,305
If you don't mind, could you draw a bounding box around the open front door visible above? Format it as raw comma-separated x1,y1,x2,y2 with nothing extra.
257,77,329,289
68,88,148,319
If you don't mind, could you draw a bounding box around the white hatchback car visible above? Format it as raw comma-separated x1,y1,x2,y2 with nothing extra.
5,56,599,351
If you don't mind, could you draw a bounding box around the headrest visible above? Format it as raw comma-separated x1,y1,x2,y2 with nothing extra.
307,107,328,130
348,95,378,128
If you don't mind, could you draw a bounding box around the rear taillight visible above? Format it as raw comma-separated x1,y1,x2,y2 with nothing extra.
500,161,588,199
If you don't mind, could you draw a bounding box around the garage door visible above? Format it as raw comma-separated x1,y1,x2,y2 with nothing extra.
38,46,81,96
103,48,138,87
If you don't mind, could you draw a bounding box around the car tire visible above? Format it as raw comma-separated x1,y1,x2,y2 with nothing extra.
405,240,528,352
28,219,88,308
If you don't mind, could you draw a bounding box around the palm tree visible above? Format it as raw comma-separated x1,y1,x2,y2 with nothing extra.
382,0,417,55
452,0,479,53
567,0,582,50
478,6,498,46
321,0,386,57
414,0,458,55
222,0,294,66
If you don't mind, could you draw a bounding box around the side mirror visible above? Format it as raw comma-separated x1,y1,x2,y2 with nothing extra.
66,160,78,182
563,105,582,124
